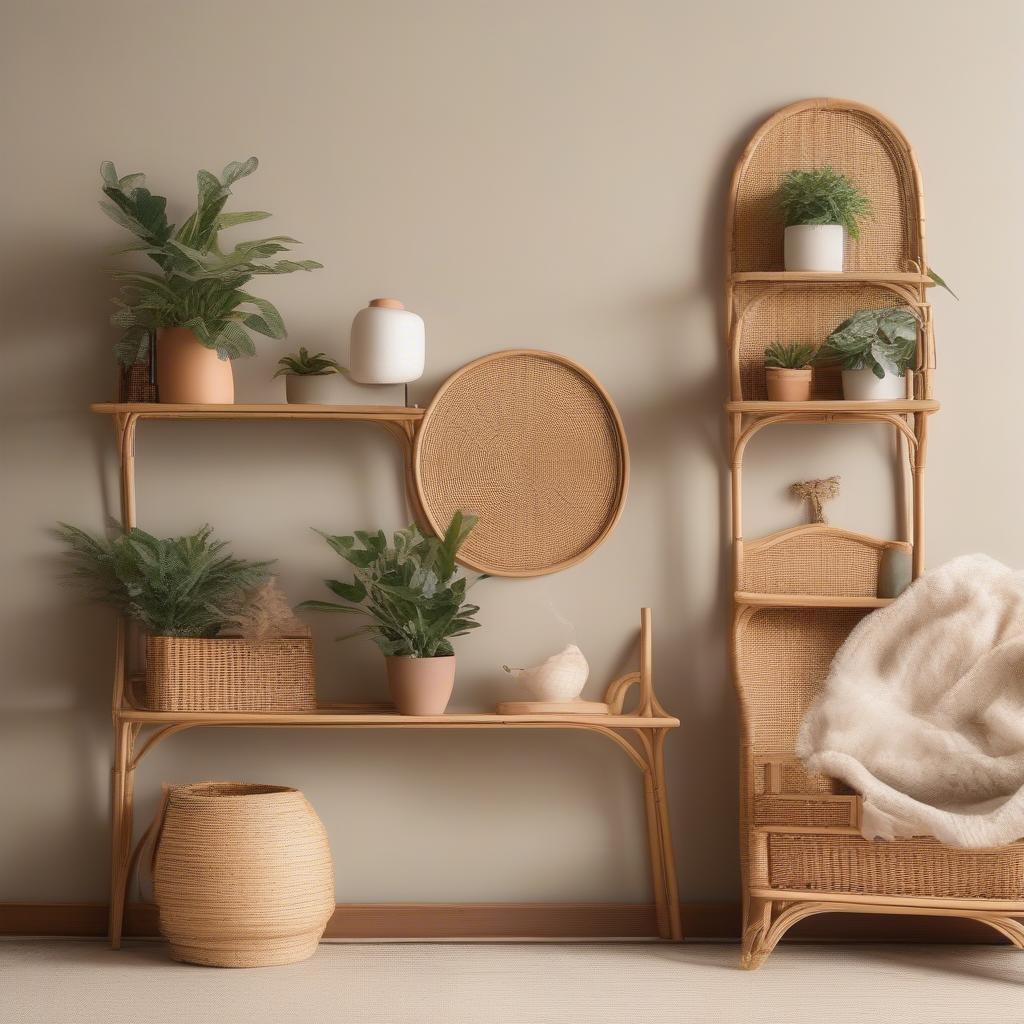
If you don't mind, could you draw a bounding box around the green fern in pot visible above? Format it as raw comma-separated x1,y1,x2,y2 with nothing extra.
300,512,484,716
100,157,322,403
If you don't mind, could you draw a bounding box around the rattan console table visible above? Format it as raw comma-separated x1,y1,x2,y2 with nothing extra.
92,401,681,948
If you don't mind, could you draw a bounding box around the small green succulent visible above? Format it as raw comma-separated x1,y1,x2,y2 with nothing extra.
764,341,816,370
273,347,346,377
776,167,871,239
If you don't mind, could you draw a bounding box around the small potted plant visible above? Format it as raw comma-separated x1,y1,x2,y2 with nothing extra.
58,524,316,711
776,166,871,272
100,158,322,404
763,341,816,402
274,347,348,404
813,307,919,401
300,512,483,716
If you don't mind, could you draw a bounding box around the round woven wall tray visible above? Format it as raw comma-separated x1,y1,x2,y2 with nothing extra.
414,350,629,577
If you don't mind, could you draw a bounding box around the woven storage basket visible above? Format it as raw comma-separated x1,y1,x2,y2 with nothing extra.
118,358,157,403
145,636,316,712
152,782,335,967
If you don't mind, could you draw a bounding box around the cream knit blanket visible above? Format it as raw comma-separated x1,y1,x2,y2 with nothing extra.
797,554,1024,848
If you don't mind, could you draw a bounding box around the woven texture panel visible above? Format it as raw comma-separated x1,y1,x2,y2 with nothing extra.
145,636,316,712
734,283,910,400
740,528,897,597
732,106,919,273
153,782,335,967
415,352,627,576
768,833,1024,900
736,607,867,767
754,796,856,829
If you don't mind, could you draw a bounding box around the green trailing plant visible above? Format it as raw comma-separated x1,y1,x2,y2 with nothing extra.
299,512,484,658
776,166,871,239
58,524,271,637
100,157,322,366
764,340,816,370
813,307,919,379
273,347,346,377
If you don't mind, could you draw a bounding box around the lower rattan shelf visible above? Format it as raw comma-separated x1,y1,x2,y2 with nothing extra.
735,592,892,610
726,399,939,416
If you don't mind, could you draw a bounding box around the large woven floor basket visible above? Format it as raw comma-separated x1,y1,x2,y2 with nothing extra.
145,636,316,712
152,782,335,967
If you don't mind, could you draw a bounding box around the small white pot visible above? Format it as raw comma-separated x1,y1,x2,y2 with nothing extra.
841,366,907,401
285,373,343,405
784,224,844,272
350,298,425,384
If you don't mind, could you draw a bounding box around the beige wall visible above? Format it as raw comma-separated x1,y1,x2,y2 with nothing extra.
2,0,1022,905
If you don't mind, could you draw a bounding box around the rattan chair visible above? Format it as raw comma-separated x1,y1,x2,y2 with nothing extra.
726,98,1024,968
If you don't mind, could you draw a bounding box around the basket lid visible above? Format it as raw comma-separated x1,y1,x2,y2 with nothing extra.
413,350,629,577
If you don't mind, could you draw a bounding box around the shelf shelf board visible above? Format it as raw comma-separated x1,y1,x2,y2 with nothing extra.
730,271,931,285
735,591,893,610
725,399,939,415
115,705,680,728
92,402,424,421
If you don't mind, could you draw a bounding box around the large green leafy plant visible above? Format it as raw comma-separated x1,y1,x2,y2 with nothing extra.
100,157,322,365
300,512,484,658
59,524,271,637
814,307,919,379
776,166,871,238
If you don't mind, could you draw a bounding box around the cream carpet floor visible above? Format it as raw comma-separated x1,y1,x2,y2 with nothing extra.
2,940,1022,1023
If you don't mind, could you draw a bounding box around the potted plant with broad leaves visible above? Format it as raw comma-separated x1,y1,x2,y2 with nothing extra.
763,341,816,402
58,524,317,712
274,347,348,405
100,157,322,404
813,307,919,401
300,512,483,716
776,166,871,272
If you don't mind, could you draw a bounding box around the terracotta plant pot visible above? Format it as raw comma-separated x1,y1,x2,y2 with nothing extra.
765,367,812,402
385,655,456,715
156,326,234,404
152,782,334,968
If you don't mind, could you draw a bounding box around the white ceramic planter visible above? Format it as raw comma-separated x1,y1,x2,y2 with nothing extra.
841,366,907,401
350,298,425,384
285,373,343,405
784,224,844,272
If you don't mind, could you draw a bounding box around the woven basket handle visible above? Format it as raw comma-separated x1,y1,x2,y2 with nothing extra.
129,783,173,899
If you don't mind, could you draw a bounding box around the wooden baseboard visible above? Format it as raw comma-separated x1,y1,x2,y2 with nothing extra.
0,901,1009,943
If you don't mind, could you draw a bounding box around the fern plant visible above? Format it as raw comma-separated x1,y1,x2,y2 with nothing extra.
100,157,322,365
776,167,871,239
58,524,271,637
273,347,346,377
299,512,484,658
764,341,816,369
813,307,919,378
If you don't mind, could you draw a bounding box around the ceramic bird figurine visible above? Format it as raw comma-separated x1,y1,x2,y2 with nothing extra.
503,644,589,702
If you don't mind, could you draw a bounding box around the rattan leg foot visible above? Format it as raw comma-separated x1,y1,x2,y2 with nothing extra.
108,720,135,949
740,897,772,969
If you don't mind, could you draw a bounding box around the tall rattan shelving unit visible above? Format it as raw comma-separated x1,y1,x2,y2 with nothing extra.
727,98,1024,968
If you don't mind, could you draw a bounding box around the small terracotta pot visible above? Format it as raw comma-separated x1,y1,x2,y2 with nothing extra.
156,327,234,404
765,366,812,402
385,655,456,715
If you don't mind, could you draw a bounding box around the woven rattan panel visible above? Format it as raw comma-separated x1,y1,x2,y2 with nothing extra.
732,106,918,273
734,284,909,400
754,796,856,829
768,834,1024,900
736,607,867,767
740,528,896,597
754,760,842,796
415,351,627,576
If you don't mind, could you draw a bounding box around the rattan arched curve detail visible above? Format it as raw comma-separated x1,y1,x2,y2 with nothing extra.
726,98,926,276
413,349,629,577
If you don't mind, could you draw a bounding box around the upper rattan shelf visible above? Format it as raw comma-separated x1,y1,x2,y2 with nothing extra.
725,399,939,415
735,592,893,610
91,402,424,421
730,272,932,286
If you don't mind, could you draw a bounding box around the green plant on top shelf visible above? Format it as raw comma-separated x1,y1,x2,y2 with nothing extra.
813,307,919,378
100,157,322,366
273,347,347,377
764,341,817,370
776,166,871,239
58,523,271,637
299,512,484,658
